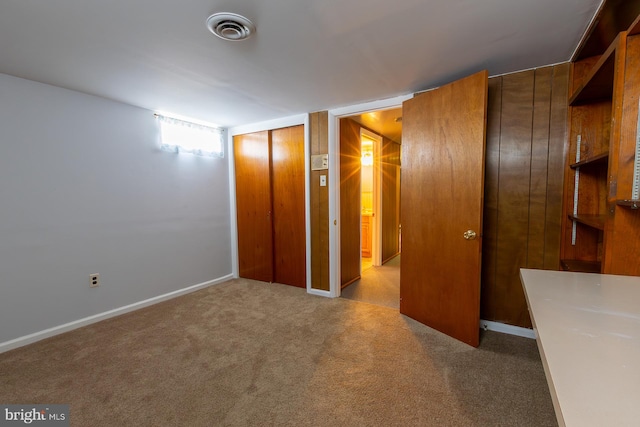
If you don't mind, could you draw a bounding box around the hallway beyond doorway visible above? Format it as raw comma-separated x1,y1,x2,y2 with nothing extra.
341,255,400,309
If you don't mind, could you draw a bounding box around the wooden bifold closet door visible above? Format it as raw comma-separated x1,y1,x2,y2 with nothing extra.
234,125,306,288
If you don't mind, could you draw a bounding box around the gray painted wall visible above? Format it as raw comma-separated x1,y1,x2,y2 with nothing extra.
0,73,232,344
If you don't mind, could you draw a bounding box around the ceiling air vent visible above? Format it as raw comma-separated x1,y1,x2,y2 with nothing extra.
206,13,256,41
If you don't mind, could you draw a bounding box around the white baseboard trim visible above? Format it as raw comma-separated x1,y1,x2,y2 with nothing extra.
481,319,536,339
306,288,331,298
0,274,234,354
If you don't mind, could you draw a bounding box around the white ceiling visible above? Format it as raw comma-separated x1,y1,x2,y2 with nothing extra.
0,0,602,128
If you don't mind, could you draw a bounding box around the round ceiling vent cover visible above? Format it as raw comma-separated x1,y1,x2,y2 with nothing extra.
206,13,255,41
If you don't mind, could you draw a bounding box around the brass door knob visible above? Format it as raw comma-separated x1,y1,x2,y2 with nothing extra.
463,230,477,240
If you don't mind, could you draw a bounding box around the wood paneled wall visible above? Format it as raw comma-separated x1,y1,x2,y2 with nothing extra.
340,118,362,287
481,64,570,328
309,111,330,291
381,138,401,262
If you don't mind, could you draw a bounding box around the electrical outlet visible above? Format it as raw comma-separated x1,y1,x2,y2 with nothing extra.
89,273,100,288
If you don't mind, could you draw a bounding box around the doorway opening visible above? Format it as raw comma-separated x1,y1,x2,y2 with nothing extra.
360,129,379,273
339,107,402,309
330,71,487,346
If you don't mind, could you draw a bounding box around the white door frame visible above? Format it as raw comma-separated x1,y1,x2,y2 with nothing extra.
327,94,412,298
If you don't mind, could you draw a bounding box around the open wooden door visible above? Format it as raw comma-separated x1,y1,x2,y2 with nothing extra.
399,70,488,347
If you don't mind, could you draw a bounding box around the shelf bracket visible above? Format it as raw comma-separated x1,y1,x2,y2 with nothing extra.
572,135,581,246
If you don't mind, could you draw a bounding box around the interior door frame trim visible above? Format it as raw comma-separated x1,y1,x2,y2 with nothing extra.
360,127,383,268
327,94,412,298
228,114,311,291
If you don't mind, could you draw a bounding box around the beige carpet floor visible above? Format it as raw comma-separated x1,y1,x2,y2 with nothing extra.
341,255,401,308
0,278,556,426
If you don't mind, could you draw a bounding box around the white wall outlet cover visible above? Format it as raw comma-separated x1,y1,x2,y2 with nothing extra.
90,273,100,288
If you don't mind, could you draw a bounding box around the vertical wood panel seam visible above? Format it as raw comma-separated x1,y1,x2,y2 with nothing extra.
547,63,569,270
526,71,537,267
309,113,319,289
268,131,276,282
493,76,504,318
526,72,535,267
543,66,556,265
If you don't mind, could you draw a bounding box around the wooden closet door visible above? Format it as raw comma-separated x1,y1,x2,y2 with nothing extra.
271,125,306,288
234,131,273,282
340,118,362,287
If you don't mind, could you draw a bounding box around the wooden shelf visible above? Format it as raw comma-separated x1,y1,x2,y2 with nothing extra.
563,7,640,277
574,1,640,60
569,34,619,106
568,214,607,230
560,259,602,273
617,200,640,209
569,152,609,169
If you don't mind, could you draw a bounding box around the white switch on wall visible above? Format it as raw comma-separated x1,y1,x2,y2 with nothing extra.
320,175,327,187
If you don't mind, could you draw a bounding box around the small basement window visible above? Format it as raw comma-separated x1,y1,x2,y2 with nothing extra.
156,114,224,157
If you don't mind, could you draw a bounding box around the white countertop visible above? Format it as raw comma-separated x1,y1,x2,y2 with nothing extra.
520,268,640,427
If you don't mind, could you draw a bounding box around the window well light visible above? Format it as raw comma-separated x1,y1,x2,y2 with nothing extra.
156,114,224,158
